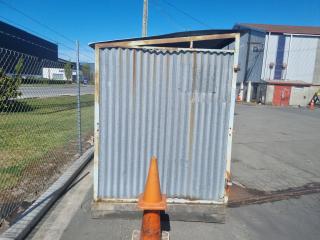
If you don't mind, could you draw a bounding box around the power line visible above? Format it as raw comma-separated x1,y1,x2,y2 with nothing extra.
150,0,190,31
0,29,57,54
0,0,75,44
0,0,93,61
0,32,75,62
0,15,58,45
0,16,93,61
159,0,211,28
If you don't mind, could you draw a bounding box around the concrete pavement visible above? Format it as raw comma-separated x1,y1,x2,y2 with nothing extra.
232,104,320,191
19,85,94,99
58,189,320,240
27,104,320,240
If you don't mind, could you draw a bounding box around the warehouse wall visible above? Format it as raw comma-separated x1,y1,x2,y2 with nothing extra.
262,34,319,83
0,21,58,61
312,40,320,84
245,30,265,83
289,86,310,106
236,30,265,83
265,85,274,104
261,34,279,80
289,86,320,106
286,36,318,83
236,32,248,83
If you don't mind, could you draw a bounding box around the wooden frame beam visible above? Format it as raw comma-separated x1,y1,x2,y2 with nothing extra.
95,33,237,49
129,46,235,53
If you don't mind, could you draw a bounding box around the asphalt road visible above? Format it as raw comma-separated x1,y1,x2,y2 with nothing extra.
19,85,94,99
28,104,320,240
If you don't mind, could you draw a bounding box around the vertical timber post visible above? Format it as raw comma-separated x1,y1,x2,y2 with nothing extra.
93,46,100,201
225,33,240,203
76,40,82,155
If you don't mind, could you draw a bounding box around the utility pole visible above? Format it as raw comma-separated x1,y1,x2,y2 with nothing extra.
76,40,82,155
142,0,148,37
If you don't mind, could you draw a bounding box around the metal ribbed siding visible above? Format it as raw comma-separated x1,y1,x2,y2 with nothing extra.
262,34,319,82
98,48,234,202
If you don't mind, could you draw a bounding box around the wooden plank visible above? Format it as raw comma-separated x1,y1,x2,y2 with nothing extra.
128,46,235,53
93,46,100,201
95,33,237,49
224,32,240,203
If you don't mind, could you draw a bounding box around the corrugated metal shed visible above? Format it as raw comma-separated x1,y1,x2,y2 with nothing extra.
91,32,240,203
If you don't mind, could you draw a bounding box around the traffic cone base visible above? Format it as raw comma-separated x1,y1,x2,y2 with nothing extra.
132,230,169,240
138,193,167,210
141,210,161,238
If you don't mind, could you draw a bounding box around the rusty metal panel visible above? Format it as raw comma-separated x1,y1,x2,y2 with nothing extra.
97,47,234,202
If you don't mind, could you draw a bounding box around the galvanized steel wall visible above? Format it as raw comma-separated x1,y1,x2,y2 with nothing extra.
262,34,320,83
286,36,319,83
97,48,234,202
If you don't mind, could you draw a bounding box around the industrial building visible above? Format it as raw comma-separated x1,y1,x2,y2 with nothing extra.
0,20,59,77
0,20,58,61
42,67,78,81
234,23,320,106
0,21,93,83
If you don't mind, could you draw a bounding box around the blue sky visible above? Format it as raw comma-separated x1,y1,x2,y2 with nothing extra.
0,0,319,62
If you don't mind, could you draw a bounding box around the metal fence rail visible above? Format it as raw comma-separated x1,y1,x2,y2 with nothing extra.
0,47,94,226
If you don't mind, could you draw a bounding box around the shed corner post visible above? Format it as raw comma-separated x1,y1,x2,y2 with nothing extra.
93,46,100,201
224,33,240,203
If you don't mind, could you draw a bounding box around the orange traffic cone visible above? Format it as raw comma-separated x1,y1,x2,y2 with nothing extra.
310,100,315,110
137,156,167,240
236,94,242,102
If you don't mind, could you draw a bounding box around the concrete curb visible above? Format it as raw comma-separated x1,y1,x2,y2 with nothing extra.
0,147,94,240
91,202,225,223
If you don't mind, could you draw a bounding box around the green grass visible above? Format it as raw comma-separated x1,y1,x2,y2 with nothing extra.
21,83,70,87
0,94,94,190
21,83,94,87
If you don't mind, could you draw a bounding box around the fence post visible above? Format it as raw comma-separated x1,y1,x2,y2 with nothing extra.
76,40,82,155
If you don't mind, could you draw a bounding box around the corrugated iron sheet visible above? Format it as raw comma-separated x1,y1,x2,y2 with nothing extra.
97,47,234,202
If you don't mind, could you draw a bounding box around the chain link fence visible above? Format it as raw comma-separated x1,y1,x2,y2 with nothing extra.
0,47,94,227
